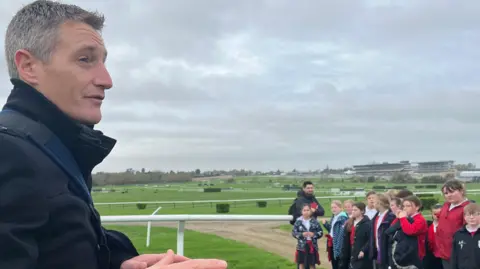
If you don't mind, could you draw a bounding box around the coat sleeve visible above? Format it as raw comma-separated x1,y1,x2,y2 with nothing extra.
450,233,458,269
313,221,323,239
0,137,49,269
399,216,428,236
323,221,332,232
292,221,304,239
361,220,371,254
313,197,325,217
103,228,139,269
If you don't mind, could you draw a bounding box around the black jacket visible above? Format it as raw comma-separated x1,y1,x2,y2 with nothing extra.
385,217,421,269
368,209,396,269
340,215,372,269
0,79,138,269
451,226,480,269
423,220,442,269
291,190,325,222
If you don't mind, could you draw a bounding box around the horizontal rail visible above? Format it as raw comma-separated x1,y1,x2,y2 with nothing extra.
101,214,293,222
94,189,480,206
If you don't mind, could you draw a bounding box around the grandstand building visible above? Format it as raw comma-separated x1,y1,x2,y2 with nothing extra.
352,161,412,176
417,160,454,174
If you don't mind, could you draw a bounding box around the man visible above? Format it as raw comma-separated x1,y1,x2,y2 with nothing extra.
291,181,325,221
0,1,227,269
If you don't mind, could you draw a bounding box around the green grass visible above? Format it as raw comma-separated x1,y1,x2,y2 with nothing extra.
96,192,480,216
106,225,299,269
92,189,296,203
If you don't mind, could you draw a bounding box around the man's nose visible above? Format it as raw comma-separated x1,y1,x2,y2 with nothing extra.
94,64,113,89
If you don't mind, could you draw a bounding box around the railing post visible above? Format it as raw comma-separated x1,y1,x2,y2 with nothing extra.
146,206,162,248
146,221,152,247
177,220,185,256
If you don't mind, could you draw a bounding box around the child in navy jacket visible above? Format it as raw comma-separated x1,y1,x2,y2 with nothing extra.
450,203,480,269
293,203,323,269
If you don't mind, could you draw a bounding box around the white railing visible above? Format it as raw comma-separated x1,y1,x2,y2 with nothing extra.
95,189,480,206
101,214,292,256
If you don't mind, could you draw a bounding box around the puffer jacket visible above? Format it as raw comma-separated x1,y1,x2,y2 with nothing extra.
324,211,348,259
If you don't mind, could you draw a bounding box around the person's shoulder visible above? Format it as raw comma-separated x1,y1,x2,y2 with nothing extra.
0,132,35,168
0,132,39,184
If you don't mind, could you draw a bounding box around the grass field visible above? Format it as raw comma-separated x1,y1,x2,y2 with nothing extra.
94,185,480,217
107,225,302,269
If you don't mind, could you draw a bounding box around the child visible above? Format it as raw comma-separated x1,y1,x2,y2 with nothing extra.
292,204,323,269
365,191,378,220
370,194,396,269
385,208,421,269
389,197,402,216
435,180,470,269
340,202,372,269
398,196,428,260
423,204,442,269
323,200,348,269
344,200,354,217
451,203,480,269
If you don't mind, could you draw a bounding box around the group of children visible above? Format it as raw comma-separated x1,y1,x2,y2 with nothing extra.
292,186,480,269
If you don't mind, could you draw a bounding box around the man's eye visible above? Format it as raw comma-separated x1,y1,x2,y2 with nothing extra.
79,57,90,62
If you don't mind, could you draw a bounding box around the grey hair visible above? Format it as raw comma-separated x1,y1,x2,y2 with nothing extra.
5,0,105,79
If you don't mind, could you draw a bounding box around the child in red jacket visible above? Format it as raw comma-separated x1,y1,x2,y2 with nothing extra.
423,204,442,269
397,195,428,260
435,180,470,269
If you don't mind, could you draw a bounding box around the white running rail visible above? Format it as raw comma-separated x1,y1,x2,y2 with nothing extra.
101,214,293,256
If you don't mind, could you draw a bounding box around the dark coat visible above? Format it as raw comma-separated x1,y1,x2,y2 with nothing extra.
292,217,324,251
384,217,421,269
340,215,372,269
292,190,325,221
368,210,396,268
451,226,480,269
423,220,442,269
0,79,138,269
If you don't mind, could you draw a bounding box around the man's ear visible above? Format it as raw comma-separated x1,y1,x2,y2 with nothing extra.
15,49,41,85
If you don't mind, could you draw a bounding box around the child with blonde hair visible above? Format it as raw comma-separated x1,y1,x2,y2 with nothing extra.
322,200,348,269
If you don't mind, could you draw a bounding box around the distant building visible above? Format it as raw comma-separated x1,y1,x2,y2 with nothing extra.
417,160,454,174
352,162,411,176
457,171,480,182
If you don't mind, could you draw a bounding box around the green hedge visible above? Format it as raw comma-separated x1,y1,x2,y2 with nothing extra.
204,188,222,193
136,203,147,210
417,193,434,198
391,186,407,190
420,198,439,211
216,203,230,213
257,201,267,208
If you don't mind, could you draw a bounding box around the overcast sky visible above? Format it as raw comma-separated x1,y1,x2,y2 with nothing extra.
1,0,479,172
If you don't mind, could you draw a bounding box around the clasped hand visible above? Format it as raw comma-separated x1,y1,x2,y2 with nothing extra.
302,232,314,237
120,249,228,269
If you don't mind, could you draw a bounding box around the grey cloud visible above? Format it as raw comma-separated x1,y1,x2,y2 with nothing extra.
1,0,480,171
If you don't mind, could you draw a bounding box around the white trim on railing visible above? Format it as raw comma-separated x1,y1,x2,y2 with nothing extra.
101,214,293,222
95,189,480,206
101,214,292,256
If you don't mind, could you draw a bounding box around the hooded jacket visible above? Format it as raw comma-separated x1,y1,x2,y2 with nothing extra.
324,211,348,259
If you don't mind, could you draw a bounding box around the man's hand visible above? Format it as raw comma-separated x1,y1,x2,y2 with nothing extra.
121,250,228,269
120,250,189,269
148,250,228,269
